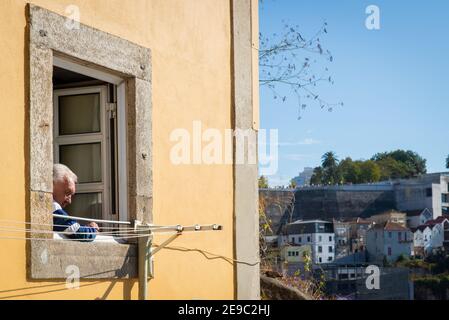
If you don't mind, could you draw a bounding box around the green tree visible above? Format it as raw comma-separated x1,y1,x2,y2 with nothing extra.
372,149,426,178
321,151,340,184
310,167,324,185
259,175,269,189
322,151,338,169
375,157,410,180
358,160,381,183
339,157,361,184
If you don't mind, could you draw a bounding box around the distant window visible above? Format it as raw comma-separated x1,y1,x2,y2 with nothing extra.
307,236,311,242
389,232,392,238
318,246,323,253
319,235,322,242
319,257,322,263
328,257,333,261
388,247,392,256
426,188,432,197
329,246,333,253
329,236,332,242
295,251,299,256
298,237,302,243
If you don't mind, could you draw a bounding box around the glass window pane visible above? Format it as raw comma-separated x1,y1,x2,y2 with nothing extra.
59,143,102,183
65,192,102,220
59,93,101,135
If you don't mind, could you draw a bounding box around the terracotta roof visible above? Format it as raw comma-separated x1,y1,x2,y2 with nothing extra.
371,221,409,232
432,216,448,224
384,221,409,231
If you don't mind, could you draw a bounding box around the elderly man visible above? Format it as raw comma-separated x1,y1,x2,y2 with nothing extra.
52,163,99,241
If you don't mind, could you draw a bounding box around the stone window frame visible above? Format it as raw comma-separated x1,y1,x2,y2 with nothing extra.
27,4,152,279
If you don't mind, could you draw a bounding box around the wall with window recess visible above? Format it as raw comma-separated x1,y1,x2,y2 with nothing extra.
0,0,241,300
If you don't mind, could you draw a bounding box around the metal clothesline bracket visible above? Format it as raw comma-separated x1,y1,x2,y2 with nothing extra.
133,220,223,300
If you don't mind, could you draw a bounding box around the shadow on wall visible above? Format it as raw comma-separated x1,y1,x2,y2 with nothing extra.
0,279,137,300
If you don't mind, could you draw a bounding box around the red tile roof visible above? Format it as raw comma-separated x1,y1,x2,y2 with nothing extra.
384,221,409,231
372,221,410,232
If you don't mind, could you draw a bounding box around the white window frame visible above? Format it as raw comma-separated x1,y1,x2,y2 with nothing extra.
52,57,129,224
53,85,111,220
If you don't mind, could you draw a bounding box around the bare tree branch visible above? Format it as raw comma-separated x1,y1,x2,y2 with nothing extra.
259,20,343,119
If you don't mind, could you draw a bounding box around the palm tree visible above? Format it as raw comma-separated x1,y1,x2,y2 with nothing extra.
321,151,340,185
322,151,339,169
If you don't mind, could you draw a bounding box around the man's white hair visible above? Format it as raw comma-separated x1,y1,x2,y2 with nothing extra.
53,163,78,184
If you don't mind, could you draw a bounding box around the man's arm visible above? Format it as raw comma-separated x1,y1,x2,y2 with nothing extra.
53,209,98,242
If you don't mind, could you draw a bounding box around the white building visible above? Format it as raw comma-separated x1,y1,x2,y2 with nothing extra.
411,225,432,257
406,208,433,228
366,221,413,263
280,220,335,264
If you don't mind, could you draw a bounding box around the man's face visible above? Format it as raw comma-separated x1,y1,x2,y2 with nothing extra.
53,178,76,208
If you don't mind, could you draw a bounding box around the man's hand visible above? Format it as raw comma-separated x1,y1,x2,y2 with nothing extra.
87,221,100,232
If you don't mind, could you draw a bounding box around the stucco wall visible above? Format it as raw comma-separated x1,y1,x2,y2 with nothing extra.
0,0,240,299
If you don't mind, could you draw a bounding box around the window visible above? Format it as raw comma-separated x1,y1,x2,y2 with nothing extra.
28,4,152,280
307,236,311,242
328,257,332,261
298,236,302,243
295,251,299,256
389,232,392,238
329,246,333,253
329,235,332,242
388,247,392,256
54,86,117,221
318,235,322,242
288,251,291,257
426,188,432,197
318,246,322,253
319,257,322,263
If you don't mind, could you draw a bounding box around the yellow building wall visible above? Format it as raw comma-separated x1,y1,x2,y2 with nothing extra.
0,0,235,299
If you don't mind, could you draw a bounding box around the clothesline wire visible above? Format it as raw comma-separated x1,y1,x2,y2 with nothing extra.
0,218,136,230
0,219,220,232
0,226,140,236
0,219,258,266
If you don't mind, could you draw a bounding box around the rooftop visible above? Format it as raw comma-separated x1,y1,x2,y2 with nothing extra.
371,221,409,232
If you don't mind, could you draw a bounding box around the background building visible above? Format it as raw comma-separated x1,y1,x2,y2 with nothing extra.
366,222,413,263
280,220,335,264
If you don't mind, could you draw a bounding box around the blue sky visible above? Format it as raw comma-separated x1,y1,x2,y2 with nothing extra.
259,0,449,186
